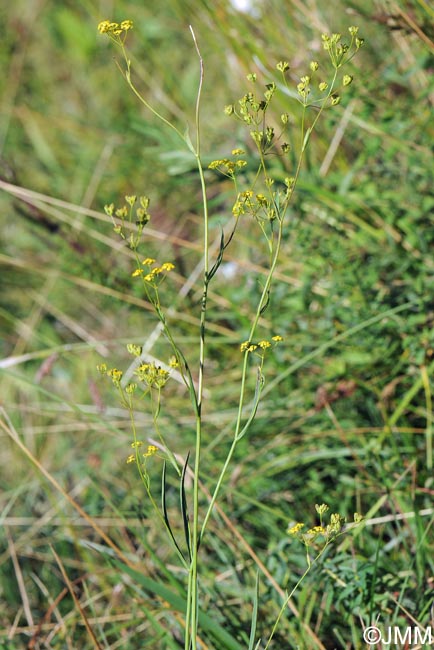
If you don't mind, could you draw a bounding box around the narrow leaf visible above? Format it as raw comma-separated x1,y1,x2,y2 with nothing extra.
248,572,260,650
236,369,264,440
180,452,192,560
184,125,196,154
302,126,312,151
260,290,270,315
207,228,225,281
162,462,186,562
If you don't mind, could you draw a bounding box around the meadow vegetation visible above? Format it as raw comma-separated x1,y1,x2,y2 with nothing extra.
0,1,433,649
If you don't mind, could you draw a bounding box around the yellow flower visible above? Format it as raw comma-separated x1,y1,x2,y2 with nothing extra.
98,19,133,38
143,445,158,458
120,20,134,31
107,368,123,386
288,522,304,535
126,454,135,464
115,206,128,218
272,335,283,342
98,20,111,34
155,367,170,387
258,340,271,349
134,362,170,388
208,160,223,170
131,441,143,448
144,268,161,282
307,526,326,535
276,61,290,73
327,513,344,534
256,194,267,205
142,258,156,265
132,268,143,277
161,262,175,271
127,343,142,356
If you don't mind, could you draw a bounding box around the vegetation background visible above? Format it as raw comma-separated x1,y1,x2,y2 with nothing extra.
0,0,433,648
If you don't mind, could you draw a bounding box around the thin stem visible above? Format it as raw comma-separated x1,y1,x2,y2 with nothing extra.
201,67,341,538
187,26,208,650
190,26,204,158
118,43,185,142
263,564,312,650
200,223,283,537
263,537,343,650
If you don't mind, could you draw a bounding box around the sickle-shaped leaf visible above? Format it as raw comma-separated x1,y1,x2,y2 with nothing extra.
162,461,186,562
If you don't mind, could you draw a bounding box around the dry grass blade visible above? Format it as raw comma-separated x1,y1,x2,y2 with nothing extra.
50,545,103,650
0,409,135,570
5,528,34,628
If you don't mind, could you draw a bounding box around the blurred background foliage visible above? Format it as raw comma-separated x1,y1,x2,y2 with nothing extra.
0,0,433,648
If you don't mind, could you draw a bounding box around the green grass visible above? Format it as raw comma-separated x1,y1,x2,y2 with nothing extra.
1,1,433,648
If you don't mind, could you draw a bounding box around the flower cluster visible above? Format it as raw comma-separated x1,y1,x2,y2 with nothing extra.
292,27,362,108
127,343,142,357
240,335,283,354
276,60,290,74
287,503,362,549
104,195,150,249
126,443,158,464
208,151,247,178
224,78,276,128
97,364,137,394
97,19,133,43
232,189,276,221
250,125,277,151
134,362,171,388
97,363,123,388
224,74,296,159
321,26,364,69
131,258,175,285
297,75,312,100
296,69,340,107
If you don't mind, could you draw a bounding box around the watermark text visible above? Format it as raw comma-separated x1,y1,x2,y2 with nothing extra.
363,625,433,646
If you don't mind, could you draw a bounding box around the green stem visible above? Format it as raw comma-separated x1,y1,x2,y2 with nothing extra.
263,538,338,650
263,565,312,650
200,223,283,536
200,67,341,540
118,43,185,143
187,27,208,650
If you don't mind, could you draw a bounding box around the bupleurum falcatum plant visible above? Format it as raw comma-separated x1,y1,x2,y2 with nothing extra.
97,19,364,650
